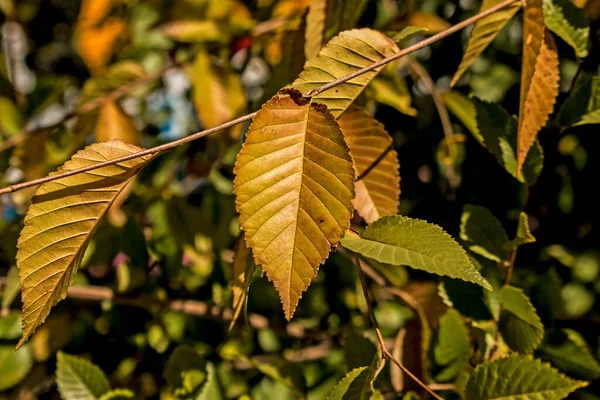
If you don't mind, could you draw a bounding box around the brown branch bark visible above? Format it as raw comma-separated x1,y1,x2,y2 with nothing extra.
0,0,519,197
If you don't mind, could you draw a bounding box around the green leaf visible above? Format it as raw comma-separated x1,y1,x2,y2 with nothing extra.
340,216,492,290
343,330,378,370
230,238,257,331
507,212,536,248
56,351,111,400
438,279,493,320
196,363,223,400
557,74,600,128
465,355,587,400
0,96,24,138
499,286,544,353
540,329,600,380
326,366,369,400
1,266,20,311
291,28,399,118
433,309,470,382
367,71,417,117
331,344,383,400
391,26,428,44
460,204,509,262
0,311,23,339
164,345,206,397
16,140,153,348
325,0,368,37
99,389,135,400
0,344,32,391
451,0,522,86
543,0,589,58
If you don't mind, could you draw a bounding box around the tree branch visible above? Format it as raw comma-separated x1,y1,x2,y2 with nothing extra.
353,253,444,400
0,0,518,197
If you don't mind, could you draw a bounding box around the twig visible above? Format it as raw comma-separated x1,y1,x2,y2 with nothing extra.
0,277,269,329
0,0,518,197
353,253,443,400
504,247,518,285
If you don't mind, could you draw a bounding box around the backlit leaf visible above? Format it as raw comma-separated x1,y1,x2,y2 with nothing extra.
233,89,355,319
291,28,400,118
451,0,521,86
499,286,544,353
543,0,589,58
99,389,135,400
160,20,222,43
96,100,141,145
340,216,492,290
16,140,152,347
338,106,400,223
326,366,369,400
56,351,110,400
196,363,223,400
460,204,509,262
367,69,416,116
465,355,587,400
391,26,428,44
517,0,559,176
507,212,536,248
433,309,470,382
305,0,328,60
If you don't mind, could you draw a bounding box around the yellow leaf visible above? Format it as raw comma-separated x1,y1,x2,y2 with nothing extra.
521,0,546,109
338,106,400,223
159,20,223,43
292,28,399,119
517,31,559,174
305,0,328,60
96,100,141,145
16,140,152,348
233,89,355,319
451,0,522,86
76,18,127,73
77,0,118,29
406,11,451,34
190,49,247,136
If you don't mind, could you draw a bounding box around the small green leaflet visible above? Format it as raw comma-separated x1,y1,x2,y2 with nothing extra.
391,26,428,44
543,0,589,58
465,355,587,400
460,204,509,262
340,216,492,291
56,352,110,400
507,212,536,249
557,74,600,128
499,286,544,354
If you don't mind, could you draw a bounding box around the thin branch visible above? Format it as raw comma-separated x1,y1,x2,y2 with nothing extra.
353,253,444,400
0,0,518,197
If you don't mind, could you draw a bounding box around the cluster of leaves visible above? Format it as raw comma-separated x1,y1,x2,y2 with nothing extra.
0,0,599,399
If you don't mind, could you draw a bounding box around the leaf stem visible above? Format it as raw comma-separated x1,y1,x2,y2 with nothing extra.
0,0,519,196
353,253,444,400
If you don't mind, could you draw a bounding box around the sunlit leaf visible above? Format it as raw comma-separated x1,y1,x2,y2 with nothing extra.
0,96,23,138
196,363,223,400
1,266,20,311
292,28,400,118
451,0,521,86
326,366,369,400
460,204,509,262
340,216,492,290
465,355,587,400
0,344,33,391
16,140,152,347
507,212,536,248
517,0,559,176
233,89,355,319
499,286,544,354
99,389,135,400
56,351,110,400
305,0,328,60
543,0,589,58
391,26,428,44
367,69,416,116
164,345,207,397
338,106,400,223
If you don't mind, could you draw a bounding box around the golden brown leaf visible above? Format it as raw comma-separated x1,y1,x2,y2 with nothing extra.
96,100,141,145
517,31,559,174
304,0,328,60
338,106,400,223
233,89,354,319
16,140,152,348
76,18,127,73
